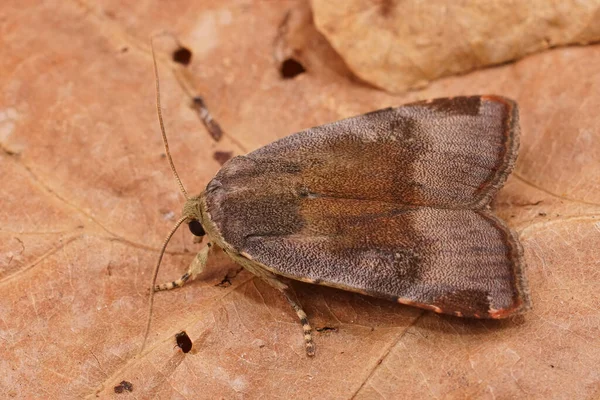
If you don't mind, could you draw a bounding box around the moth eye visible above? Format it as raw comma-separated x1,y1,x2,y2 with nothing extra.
188,220,205,237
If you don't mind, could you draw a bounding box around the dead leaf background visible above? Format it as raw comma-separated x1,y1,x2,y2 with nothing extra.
0,1,599,398
311,0,600,92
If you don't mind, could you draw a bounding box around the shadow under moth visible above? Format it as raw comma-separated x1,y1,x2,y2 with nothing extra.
142,48,531,357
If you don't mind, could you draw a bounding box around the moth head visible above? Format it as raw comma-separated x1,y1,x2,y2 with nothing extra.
182,196,205,237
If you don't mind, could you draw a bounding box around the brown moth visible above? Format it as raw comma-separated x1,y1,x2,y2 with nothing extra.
142,48,530,357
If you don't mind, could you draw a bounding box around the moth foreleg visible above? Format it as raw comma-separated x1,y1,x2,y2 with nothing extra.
155,243,211,292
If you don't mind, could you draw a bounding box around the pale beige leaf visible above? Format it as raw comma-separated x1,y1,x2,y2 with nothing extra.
311,0,600,92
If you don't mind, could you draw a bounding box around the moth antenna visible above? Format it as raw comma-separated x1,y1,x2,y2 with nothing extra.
151,37,189,199
141,215,188,353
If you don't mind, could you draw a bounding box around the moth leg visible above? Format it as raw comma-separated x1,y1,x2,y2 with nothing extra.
283,289,316,357
155,243,211,292
264,277,315,357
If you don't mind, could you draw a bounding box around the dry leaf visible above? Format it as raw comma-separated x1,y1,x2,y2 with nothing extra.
311,0,600,92
0,0,599,398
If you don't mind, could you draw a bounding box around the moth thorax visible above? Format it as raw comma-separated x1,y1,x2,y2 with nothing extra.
182,196,203,222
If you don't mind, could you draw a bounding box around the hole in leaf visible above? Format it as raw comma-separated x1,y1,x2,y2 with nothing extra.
175,331,193,353
280,58,306,79
172,47,192,66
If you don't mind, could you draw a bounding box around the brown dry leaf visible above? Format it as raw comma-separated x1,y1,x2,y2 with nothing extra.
1,1,599,399
311,0,600,92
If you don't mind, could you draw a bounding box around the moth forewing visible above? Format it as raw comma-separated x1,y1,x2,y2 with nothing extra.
201,96,530,322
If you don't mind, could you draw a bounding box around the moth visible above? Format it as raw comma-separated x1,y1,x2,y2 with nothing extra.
142,49,531,357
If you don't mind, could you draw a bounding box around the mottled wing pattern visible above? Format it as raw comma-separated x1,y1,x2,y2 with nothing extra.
204,96,530,318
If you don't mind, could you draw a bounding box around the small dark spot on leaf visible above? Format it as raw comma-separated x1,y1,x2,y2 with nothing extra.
191,96,223,141
538,212,547,217
120,46,129,53
316,326,338,333
175,331,193,353
550,364,555,368
215,267,243,288
173,47,192,66
216,276,232,288
114,381,133,393
280,58,306,79
213,151,233,165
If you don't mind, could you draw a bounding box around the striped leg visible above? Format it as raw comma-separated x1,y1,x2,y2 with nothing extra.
155,244,211,292
281,288,315,357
